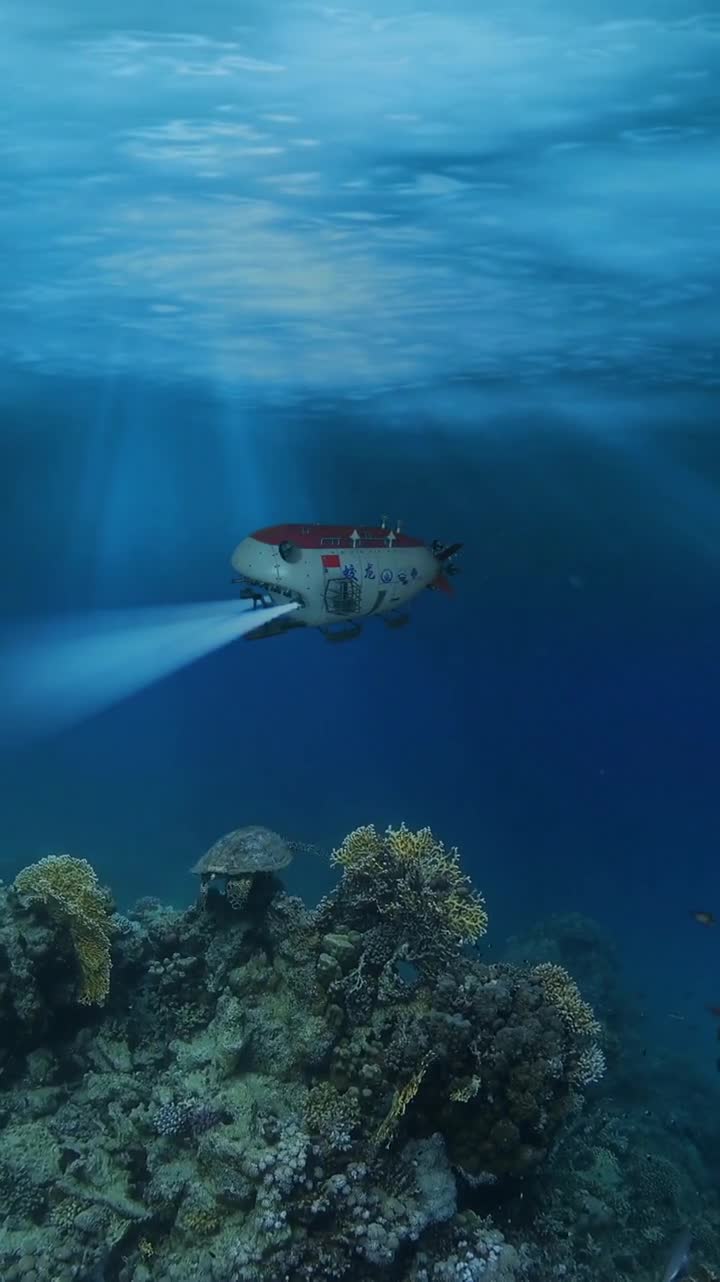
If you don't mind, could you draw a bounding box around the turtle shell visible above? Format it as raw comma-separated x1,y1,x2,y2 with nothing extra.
191,825,293,878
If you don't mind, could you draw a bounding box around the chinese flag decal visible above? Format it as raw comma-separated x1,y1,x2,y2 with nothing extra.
322,554,341,569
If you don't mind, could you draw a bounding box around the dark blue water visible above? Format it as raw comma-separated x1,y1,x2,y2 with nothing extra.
3,373,720,1084
1,0,719,1121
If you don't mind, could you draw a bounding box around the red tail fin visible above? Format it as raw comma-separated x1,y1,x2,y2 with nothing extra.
434,573,454,595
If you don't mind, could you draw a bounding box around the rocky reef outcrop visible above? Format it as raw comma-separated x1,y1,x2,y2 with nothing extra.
0,825,717,1282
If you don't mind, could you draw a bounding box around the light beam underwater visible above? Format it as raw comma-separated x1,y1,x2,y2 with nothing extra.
0,599,300,742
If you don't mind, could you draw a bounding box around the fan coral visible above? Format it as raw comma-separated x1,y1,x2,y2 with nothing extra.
14,855,113,1005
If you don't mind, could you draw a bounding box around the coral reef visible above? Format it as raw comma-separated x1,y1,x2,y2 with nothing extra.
330,822,487,950
14,855,115,1006
320,823,488,1012
0,822,717,1282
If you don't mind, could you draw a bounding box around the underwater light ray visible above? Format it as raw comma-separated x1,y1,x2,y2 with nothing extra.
0,599,298,742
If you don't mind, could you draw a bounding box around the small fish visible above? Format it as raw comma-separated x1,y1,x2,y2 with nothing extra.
661,1230,691,1282
691,910,715,927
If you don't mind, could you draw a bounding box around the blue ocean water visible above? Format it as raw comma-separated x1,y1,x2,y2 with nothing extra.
1,0,719,1273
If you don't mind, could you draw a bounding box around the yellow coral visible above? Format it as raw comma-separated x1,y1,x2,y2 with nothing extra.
14,855,113,1006
532,963,601,1038
333,823,447,878
374,1050,434,1148
331,822,488,947
449,1074,482,1104
306,1081,359,1137
444,891,487,944
50,1197,83,1229
385,824,442,867
330,824,385,875
181,1207,220,1236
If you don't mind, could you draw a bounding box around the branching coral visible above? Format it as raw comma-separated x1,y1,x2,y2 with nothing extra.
570,1043,607,1088
330,823,487,974
14,855,113,1005
305,1081,360,1151
531,963,601,1038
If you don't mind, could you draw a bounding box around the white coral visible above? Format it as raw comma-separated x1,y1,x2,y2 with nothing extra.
571,1043,607,1087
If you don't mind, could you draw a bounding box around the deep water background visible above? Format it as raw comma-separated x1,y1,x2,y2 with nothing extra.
1,0,720,1091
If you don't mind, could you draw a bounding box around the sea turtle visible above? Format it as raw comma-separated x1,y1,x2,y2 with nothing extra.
191,824,293,910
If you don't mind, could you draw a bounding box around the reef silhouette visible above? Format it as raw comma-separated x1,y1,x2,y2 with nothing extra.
0,825,717,1282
